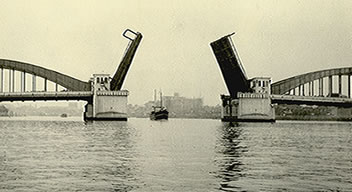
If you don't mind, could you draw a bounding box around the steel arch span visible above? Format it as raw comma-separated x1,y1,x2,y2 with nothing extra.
271,67,352,95
0,59,91,91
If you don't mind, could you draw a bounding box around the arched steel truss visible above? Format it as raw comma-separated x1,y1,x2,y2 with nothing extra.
0,59,91,91
271,67,352,95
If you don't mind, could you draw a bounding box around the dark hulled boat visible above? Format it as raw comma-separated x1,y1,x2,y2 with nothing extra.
150,90,169,120
150,106,169,120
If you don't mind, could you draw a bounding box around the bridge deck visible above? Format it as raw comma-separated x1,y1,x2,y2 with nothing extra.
0,91,93,102
210,33,250,98
271,94,352,107
111,29,143,91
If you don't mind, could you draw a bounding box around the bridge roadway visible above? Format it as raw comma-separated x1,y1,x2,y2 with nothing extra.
0,91,93,102
2,91,351,107
271,94,352,107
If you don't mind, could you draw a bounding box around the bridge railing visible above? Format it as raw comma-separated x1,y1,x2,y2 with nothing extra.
271,94,352,103
238,92,270,99
95,90,129,96
0,91,93,102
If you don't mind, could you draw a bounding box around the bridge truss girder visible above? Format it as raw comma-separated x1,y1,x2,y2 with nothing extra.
0,59,91,91
271,67,352,97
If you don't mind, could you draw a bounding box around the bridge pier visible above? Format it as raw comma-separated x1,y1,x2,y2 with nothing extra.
84,74,129,121
84,91,128,121
220,77,275,122
220,93,275,122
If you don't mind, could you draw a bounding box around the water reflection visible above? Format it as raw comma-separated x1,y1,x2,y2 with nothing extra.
2,118,352,191
215,124,248,191
0,119,142,191
82,121,141,191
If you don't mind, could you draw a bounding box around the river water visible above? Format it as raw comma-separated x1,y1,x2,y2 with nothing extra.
0,117,351,191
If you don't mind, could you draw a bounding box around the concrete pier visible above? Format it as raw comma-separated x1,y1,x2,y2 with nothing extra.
237,92,275,121
220,77,275,122
84,74,129,121
84,91,128,121
221,93,275,122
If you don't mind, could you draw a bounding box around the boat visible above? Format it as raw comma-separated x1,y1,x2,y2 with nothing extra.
150,106,169,120
150,90,169,120
60,113,68,118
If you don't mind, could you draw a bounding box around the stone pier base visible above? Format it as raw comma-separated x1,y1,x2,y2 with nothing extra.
84,90,128,121
221,93,276,122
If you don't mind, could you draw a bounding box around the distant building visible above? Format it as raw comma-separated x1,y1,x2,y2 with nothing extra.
126,93,220,119
162,93,203,116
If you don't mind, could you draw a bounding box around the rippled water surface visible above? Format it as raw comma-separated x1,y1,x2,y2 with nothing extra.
0,117,351,191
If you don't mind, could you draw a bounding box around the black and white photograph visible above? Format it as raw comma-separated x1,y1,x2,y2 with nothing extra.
0,0,351,191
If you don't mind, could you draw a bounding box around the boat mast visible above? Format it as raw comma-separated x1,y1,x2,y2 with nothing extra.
153,89,157,104
160,90,163,107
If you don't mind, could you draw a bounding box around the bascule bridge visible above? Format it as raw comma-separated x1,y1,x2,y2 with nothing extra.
0,29,142,120
211,32,352,122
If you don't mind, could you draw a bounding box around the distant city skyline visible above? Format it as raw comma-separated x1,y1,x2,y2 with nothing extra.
0,0,351,106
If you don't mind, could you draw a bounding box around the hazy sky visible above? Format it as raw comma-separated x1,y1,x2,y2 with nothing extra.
0,0,351,105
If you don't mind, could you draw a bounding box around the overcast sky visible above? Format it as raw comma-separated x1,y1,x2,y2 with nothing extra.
0,0,351,105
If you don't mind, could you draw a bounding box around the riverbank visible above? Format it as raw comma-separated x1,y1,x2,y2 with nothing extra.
275,104,352,121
